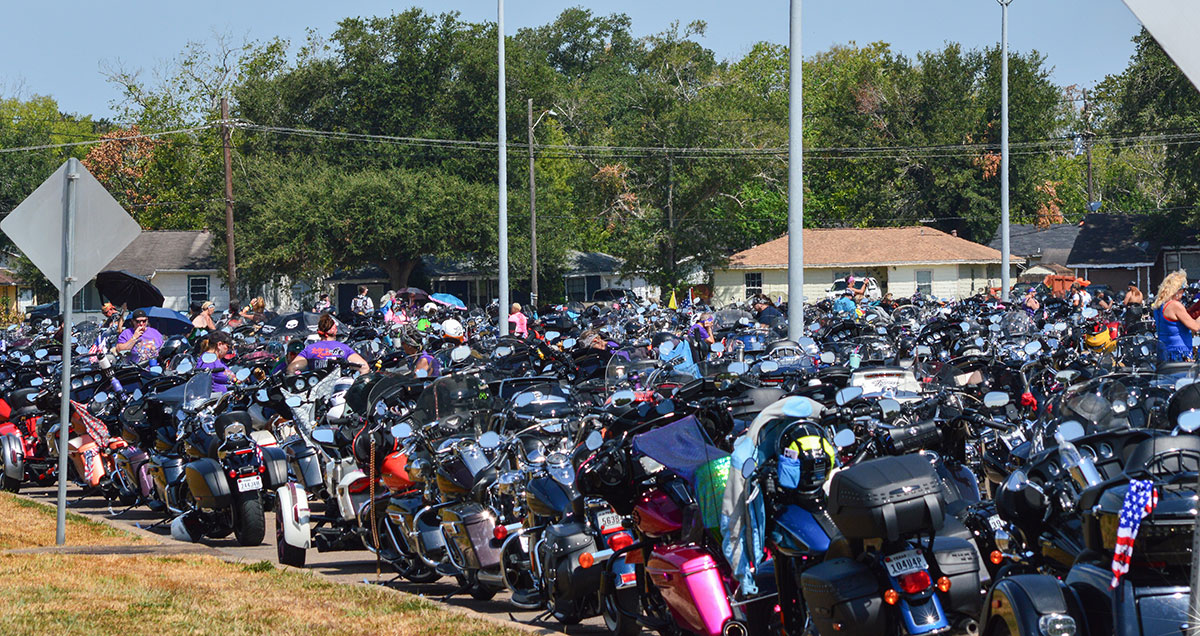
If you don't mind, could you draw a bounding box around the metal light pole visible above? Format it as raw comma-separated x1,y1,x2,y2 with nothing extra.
527,100,555,312
56,158,79,545
999,0,1013,302
787,0,805,338
498,0,509,335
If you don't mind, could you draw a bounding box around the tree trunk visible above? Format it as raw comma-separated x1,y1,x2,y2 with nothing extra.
378,258,419,289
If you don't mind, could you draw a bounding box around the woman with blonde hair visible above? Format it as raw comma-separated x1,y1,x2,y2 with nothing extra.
1153,270,1200,362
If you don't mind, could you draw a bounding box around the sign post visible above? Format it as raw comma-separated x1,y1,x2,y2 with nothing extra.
1,159,141,544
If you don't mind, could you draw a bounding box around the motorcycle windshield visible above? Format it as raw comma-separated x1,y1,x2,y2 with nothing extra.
412,374,488,429
181,372,214,411
605,357,659,391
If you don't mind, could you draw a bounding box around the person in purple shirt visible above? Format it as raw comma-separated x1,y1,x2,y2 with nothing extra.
399,329,441,378
196,331,234,393
285,313,370,375
688,313,716,345
115,309,164,364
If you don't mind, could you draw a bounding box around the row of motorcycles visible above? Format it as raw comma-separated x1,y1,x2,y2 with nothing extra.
0,291,1194,636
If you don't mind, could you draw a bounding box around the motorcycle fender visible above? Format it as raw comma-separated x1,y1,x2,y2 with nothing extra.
276,483,311,549
260,445,289,490
982,574,1083,636
336,469,368,521
286,443,323,491
0,433,24,481
184,457,232,510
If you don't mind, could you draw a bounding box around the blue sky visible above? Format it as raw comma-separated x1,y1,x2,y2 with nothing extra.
1,1,1144,120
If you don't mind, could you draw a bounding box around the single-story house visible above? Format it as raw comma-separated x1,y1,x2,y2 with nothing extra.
713,226,1018,306
88,230,230,316
1065,214,1156,291
562,250,651,302
988,222,1080,275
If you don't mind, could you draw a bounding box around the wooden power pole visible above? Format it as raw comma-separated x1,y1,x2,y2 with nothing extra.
221,97,237,298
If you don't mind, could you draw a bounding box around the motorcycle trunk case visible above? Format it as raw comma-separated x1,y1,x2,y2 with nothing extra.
800,557,885,636
645,545,732,636
828,454,945,541
930,536,982,615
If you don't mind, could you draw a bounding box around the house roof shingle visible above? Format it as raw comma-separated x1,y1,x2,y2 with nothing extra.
1065,214,1155,268
104,230,216,278
987,223,1080,264
727,226,1015,270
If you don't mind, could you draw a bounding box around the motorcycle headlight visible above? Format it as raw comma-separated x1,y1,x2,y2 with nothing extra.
1038,614,1076,636
546,452,574,487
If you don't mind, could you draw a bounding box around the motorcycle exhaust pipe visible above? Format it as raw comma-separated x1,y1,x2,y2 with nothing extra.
722,619,749,636
955,617,980,636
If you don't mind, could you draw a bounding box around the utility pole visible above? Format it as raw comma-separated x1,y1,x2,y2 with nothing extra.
497,0,509,335
787,0,805,337
998,0,1013,302
666,153,675,290
1083,89,1095,207
527,98,537,310
221,97,237,299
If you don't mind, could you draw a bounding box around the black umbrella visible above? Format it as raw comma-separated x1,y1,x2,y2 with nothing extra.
96,270,164,308
260,311,344,340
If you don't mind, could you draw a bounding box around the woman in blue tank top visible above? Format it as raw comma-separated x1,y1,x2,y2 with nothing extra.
1153,270,1200,362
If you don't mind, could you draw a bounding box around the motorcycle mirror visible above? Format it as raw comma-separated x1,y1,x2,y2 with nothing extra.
546,331,561,342
1178,409,1200,433
132,388,143,401
494,346,512,358
1048,338,1060,350
149,365,163,375
782,397,813,419
1054,321,1068,332
959,321,971,333
915,345,931,356
176,359,194,373
759,360,780,373
34,349,47,359
374,401,387,416
983,391,1010,408
740,457,757,479
513,392,535,408
235,368,251,382
877,398,901,418
655,399,674,415
284,395,303,408
30,377,44,387
200,352,217,364
610,390,637,407
1081,307,1098,319
990,314,1002,324
256,389,269,403
988,324,1001,333
19,355,30,364
1057,420,1085,442
974,337,985,348
451,345,471,362
1023,340,1042,355
710,342,725,354
658,341,675,356
391,422,413,439
835,386,864,406
311,427,336,445
819,351,835,364
877,326,888,335
415,368,429,378
584,430,603,451
833,428,856,449
728,361,749,375
76,345,88,356
562,338,576,349
93,391,109,404
478,431,501,449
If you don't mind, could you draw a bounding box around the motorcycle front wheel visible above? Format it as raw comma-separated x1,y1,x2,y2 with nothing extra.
232,491,266,546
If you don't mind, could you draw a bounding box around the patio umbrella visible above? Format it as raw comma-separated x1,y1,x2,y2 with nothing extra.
393,287,429,301
430,293,467,310
96,270,164,308
133,306,192,335
260,311,343,340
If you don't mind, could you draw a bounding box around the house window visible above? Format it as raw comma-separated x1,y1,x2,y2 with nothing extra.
1166,252,1181,272
916,270,933,296
565,277,586,302
744,272,763,299
188,276,210,305
1181,253,1200,279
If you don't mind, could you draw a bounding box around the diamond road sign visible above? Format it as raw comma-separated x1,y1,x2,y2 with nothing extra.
1,160,141,291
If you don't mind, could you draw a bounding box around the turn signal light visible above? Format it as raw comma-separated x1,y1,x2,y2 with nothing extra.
990,550,1005,565
493,525,508,541
883,589,900,605
578,552,595,569
937,576,952,593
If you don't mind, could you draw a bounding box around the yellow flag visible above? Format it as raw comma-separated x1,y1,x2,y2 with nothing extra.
668,290,678,310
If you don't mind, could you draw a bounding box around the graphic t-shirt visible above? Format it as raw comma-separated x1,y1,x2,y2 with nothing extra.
117,327,164,364
299,340,355,369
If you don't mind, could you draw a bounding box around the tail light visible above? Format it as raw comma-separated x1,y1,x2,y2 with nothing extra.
897,570,932,594
607,532,634,552
494,525,508,541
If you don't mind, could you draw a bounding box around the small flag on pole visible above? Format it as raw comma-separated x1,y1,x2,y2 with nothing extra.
668,290,678,310
1109,479,1157,589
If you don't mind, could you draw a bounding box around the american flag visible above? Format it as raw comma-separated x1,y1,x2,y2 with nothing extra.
87,330,106,356
70,400,111,484
1109,478,1157,589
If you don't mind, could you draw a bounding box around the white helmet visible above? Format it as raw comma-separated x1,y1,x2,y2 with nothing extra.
442,318,465,340
423,302,438,314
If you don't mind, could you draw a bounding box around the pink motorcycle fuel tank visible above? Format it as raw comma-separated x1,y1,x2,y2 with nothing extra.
645,545,733,636
632,489,683,538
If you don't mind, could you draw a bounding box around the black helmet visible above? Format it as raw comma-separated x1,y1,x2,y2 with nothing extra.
776,421,836,494
1168,382,1200,428
157,335,190,365
343,372,385,418
651,331,681,352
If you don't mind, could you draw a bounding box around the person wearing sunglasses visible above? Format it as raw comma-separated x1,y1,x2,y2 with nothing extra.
115,309,164,363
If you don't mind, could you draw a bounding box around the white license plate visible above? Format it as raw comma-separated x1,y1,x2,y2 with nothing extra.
884,549,928,578
597,511,622,532
988,515,1005,531
237,475,262,492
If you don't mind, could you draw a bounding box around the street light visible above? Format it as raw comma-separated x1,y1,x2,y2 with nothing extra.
998,0,1013,302
528,99,555,311
787,0,804,338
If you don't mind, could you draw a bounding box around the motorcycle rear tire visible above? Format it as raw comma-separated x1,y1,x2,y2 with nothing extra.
233,491,266,546
3,475,20,493
276,509,306,568
602,588,641,636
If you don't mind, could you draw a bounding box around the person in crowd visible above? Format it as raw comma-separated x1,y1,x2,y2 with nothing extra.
225,298,244,328
115,309,164,363
101,302,124,329
1096,290,1114,311
192,300,217,331
508,303,529,337
1069,283,1092,308
287,313,370,375
1023,287,1041,315
271,339,306,376
752,296,783,327
313,293,332,314
879,293,898,312
400,329,441,378
689,312,716,345
848,276,867,300
580,329,607,351
1153,270,1200,362
196,331,234,393
350,286,374,315
833,289,857,316
240,297,267,324
1124,281,1144,306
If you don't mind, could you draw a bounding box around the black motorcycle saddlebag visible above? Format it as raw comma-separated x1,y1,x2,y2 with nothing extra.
441,502,501,570
800,557,885,636
261,445,289,490
828,454,945,541
284,441,323,492
184,457,231,509
930,536,982,615
544,519,600,600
